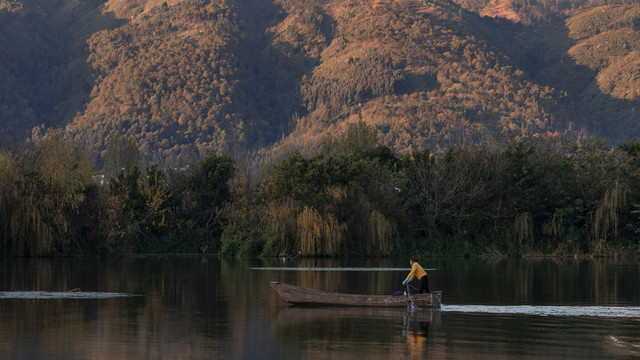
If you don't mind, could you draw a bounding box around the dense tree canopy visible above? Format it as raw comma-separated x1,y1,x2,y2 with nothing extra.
1,125,639,257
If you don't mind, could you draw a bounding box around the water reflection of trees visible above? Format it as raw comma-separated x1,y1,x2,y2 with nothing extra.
437,257,640,305
0,256,415,358
1,257,638,358
0,257,233,358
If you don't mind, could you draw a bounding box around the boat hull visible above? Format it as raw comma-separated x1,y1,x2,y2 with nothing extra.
270,281,441,308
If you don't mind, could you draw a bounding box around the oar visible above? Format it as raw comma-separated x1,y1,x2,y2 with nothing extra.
405,284,421,311
407,284,419,291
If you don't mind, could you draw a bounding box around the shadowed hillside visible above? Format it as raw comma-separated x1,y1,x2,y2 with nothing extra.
0,0,114,139
517,4,640,142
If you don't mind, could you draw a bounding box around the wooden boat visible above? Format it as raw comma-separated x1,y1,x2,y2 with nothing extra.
270,281,441,308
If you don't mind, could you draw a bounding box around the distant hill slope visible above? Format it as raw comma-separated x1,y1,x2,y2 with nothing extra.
480,0,520,23
452,0,597,24
268,0,563,158
566,5,640,100
518,4,640,139
67,0,570,163
67,0,261,164
1,0,640,168
0,0,121,139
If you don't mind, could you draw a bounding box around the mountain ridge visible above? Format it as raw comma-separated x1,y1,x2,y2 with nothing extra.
1,0,639,169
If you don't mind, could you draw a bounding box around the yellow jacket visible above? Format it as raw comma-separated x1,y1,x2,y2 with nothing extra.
406,262,427,281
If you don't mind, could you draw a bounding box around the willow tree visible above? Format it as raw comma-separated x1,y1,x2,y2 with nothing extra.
0,151,24,255
258,121,402,256
590,180,628,255
0,131,92,256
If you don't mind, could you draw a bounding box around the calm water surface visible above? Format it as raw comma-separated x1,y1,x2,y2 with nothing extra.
0,257,639,359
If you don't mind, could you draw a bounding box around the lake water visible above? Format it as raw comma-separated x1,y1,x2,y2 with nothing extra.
0,256,638,359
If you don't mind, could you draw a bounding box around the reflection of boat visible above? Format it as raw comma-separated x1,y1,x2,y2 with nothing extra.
273,305,440,327
270,281,442,308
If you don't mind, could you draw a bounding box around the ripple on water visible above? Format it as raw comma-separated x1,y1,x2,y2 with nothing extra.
441,304,640,318
0,291,136,299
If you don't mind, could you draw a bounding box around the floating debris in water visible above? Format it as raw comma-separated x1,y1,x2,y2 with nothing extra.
0,291,137,299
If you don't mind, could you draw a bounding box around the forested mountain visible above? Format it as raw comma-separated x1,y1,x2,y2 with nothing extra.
1,0,640,168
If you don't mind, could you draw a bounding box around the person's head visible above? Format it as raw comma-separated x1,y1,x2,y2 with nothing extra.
409,256,418,264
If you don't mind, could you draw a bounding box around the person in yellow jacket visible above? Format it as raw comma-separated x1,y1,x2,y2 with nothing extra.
402,256,429,293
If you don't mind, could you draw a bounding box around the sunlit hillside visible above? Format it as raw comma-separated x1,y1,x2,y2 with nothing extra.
267,0,562,161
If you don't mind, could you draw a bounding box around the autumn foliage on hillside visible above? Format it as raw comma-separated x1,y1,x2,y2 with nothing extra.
0,0,639,168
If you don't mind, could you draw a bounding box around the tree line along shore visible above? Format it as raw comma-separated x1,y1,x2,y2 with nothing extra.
1,122,640,259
